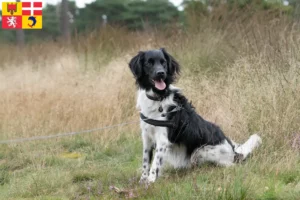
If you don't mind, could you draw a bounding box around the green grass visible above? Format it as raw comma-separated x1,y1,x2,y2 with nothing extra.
0,135,299,200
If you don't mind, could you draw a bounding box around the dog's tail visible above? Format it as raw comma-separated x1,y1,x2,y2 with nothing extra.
233,134,262,161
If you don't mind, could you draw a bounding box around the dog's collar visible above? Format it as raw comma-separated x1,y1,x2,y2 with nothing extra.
145,88,176,102
140,113,176,128
146,93,163,101
140,105,182,128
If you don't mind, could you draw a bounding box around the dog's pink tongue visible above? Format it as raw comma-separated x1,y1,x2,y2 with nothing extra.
154,80,166,90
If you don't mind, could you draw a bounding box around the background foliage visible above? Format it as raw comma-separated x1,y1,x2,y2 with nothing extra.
0,0,299,43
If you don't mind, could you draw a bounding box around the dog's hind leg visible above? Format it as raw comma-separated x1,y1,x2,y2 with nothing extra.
234,134,262,161
191,140,236,167
191,134,262,167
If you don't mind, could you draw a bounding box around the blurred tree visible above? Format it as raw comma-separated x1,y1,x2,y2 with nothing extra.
75,0,180,31
16,0,25,47
125,0,180,30
0,0,180,43
42,4,60,40
183,0,293,16
289,0,300,19
182,0,208,16
75,0,129,31
22,1,76,42
0,9,16,43
182,0,209,30
60,0,71,42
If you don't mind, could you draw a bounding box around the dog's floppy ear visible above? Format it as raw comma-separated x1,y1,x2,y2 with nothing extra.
160,48,180,77
129,51,144,78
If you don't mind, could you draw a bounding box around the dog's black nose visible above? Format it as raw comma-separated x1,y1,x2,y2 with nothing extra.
156,71,165,77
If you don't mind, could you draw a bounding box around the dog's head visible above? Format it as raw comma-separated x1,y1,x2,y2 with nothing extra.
129,48,180,94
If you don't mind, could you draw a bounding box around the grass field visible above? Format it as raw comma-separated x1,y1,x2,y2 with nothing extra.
1,17,300,199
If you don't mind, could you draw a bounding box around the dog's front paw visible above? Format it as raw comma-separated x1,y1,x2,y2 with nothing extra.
139,175,148,185
146,174,156,184
139,175,154,189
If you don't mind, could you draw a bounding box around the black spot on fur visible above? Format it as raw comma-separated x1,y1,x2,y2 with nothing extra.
156,168,159,178
156,156,160,165
234,153,244,163
159,157,163,165
160,148,163,152
143,158,147,162
149,145,154,163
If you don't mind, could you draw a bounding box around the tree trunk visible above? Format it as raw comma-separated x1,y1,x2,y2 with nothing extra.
294,2,300,22
16,0,25,47
60,0,71,42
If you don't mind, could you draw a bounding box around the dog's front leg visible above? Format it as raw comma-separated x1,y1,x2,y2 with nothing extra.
147,142,167,183
139,131,154,184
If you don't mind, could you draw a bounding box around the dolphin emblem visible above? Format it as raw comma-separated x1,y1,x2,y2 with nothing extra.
28,16,37,28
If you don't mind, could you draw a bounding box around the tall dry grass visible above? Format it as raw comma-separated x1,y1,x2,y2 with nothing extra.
0,56,139,144
0,15,299,154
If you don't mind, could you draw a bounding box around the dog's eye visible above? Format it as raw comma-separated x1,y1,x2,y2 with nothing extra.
160,59,166,66
148,58,154,65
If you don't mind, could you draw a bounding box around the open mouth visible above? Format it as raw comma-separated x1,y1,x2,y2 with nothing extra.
153,79,166,90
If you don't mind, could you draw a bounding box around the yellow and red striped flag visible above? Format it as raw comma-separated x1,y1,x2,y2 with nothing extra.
2,0,43,29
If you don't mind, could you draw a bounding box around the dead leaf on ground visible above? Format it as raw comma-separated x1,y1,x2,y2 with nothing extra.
109,185,138,199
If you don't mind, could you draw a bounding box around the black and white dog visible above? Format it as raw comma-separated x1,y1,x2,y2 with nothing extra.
129,48,262,184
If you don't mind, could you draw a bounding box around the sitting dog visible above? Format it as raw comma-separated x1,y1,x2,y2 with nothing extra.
128,48,262,184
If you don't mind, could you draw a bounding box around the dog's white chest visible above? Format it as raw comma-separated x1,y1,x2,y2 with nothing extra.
136,89,175,117
137,89,176,142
